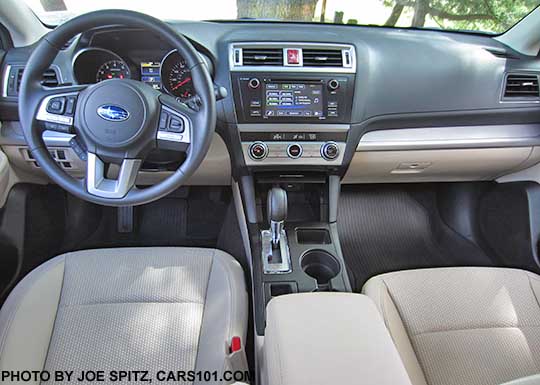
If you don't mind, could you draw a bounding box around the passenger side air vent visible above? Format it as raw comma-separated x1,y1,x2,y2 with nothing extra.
3,66,60,97
302,48,343,67
242,48,283,66
503,74,539,99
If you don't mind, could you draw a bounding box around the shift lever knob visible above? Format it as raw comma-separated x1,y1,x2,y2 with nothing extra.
267,187,287,247
268,187,287,223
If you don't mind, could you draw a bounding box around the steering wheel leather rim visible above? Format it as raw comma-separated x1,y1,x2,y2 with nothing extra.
18,10,216,206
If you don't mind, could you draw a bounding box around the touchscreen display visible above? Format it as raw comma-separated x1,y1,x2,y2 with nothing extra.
264,83,323,118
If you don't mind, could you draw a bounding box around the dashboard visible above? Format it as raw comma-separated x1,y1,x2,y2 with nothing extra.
2,21,540,185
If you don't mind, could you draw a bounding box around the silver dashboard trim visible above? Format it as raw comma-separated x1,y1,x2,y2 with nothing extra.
237,123,350,132
2,64,11,98
357,124,540,151
229,42,356,73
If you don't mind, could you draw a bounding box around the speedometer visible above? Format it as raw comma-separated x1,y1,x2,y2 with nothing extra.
160,50,194,100
96,60,131,82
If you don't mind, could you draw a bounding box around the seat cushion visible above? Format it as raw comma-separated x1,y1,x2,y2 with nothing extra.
0,247,248,384
363,267,540,385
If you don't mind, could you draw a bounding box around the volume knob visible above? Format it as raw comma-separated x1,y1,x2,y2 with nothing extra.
327,79,340,91
248,78,261,89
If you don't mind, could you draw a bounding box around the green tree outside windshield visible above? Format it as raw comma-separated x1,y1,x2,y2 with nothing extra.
237,0,539,33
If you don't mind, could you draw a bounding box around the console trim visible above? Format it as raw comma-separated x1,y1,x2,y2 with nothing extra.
357,124,540,151
237,123,350,132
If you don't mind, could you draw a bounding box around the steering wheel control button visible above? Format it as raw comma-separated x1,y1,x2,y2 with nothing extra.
249,142,268,160
287,143,303,159
248,78,261,89
321,142,339,160
44,122,72,133
168,117,184,133
46,97,66,114
159,111,169,130
65,96,77,115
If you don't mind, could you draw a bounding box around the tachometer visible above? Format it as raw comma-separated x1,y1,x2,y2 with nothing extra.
96,60,131,82
160,50,194,100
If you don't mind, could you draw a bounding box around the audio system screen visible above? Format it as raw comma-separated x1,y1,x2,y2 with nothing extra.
263,83,323,118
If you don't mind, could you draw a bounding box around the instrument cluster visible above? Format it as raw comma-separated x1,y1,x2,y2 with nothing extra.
73,47,203,101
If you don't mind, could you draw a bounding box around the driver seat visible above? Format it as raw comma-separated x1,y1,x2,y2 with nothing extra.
0,247,248,382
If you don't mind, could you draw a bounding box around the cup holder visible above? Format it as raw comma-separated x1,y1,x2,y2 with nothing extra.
300,250,341,290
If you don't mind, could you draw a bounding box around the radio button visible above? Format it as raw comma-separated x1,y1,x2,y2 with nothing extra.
321,142,340,160
328,110,338,117
249,142,268,160
250,100,261,107
250,109,262,117
287,144,303,159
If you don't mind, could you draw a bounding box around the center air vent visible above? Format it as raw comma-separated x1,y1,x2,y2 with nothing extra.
242,48,283,66
230,43,356,73
302,49,343,67
504,74,539,98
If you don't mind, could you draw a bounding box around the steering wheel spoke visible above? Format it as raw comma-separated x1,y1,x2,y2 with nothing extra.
86,153,142,199
156,96,193,152
36,85,87,134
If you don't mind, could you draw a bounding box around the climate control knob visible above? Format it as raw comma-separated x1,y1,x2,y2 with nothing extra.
249,141,268,160
327,79,340,91
248,78,261,89
287,143,303,159
321,142,339,160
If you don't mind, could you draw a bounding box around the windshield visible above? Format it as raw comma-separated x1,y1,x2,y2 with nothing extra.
23,0,540,34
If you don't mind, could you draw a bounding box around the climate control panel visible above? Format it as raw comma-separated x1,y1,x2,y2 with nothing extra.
240,127,348,167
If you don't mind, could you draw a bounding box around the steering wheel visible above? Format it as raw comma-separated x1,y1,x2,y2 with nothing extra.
18,10,216,206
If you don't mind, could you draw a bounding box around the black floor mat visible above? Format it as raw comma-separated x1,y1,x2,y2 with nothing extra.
338,185,495,291
60,187,230,252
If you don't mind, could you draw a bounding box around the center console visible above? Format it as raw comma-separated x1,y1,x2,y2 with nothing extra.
229,42,357,335
263,293,413,385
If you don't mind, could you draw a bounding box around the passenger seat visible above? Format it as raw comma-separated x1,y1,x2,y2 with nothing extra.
363,267,540,385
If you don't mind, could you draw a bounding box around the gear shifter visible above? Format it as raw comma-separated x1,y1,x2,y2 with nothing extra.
261,187,291,274
267,187,288,248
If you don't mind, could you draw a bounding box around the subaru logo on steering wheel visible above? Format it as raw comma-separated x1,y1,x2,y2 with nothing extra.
97,105,130,122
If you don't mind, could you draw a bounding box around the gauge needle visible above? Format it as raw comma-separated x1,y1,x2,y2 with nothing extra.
171,77,192,91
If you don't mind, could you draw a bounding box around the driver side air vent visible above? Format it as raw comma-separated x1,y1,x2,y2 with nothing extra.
303,49,343,67
41,68,60,87
503,74,540,99
241,48,283,66
3,66,60,97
